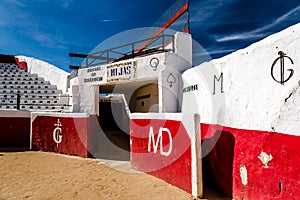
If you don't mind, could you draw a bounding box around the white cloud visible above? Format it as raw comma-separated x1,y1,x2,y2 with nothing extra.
99,19,121,23
215,5,300,42
4,0,27,7
207,49,236,55
189,0,226,23
28,29,67,49
62,0,72,8
194,49,236,56
270,5,300,28
99,19,112,22
0,1,68,49
215,33,266,42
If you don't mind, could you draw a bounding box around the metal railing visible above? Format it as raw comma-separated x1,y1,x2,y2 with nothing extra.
69,34,175,69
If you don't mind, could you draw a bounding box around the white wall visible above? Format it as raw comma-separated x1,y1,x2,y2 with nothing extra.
69,77,80,112
271,84,300,134
182,22,300,136
160,67,182,113
78,84,99,115
76,32,193,84
76,32,193,115
173,32,192,67
0,110,30,118
16,56,69,93
182,61,225,125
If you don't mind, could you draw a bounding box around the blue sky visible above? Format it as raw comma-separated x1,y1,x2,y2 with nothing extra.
189,0,300,59
0,0,299,72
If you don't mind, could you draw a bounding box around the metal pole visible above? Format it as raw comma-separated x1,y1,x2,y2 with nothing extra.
17,94,20,110
162,35,165,52
132,44,135,58
187,1,191,33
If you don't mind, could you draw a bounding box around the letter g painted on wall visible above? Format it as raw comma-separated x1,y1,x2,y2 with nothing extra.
53,119,63,147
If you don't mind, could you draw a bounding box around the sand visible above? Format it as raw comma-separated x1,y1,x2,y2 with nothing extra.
0,151,193,200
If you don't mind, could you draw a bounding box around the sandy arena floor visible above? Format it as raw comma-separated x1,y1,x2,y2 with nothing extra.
0,151,194,200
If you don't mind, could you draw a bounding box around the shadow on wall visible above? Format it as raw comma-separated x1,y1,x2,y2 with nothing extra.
202,130,235,198
0,117,30,150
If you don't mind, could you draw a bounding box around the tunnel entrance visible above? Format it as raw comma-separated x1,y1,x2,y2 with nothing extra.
92,85,130,161
92,80,158,161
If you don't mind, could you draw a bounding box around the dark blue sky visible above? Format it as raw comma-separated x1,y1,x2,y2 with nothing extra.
189,0,300,59
0,0,299,72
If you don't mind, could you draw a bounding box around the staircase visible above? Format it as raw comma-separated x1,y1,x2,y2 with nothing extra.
0,63,70,111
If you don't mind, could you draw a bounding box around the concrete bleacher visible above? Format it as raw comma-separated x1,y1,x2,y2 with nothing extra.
0,62,70,111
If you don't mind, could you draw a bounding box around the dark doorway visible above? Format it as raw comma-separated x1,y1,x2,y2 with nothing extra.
89,84,130,161
91,81,158,161
202,130,235,199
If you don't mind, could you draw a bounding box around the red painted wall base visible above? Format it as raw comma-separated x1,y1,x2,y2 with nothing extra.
32,116,90,157
201,123,300,200
0,117,30,148
131,119,193,194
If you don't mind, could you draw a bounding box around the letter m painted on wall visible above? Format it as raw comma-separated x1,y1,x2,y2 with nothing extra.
213,72,224,95
148,127,173,156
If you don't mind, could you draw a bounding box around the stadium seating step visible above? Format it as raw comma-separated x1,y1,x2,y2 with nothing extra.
0,61,70,111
